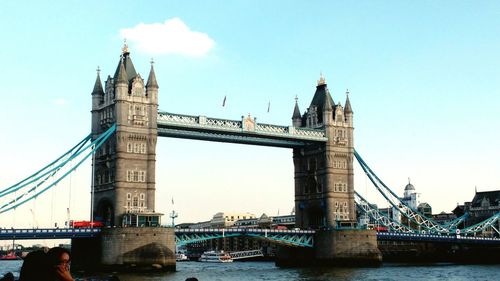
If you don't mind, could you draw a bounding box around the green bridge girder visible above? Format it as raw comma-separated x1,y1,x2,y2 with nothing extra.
175,228,315,248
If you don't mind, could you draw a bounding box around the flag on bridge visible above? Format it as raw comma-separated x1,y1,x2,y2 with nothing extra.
222,95,227,107
267,101,270,113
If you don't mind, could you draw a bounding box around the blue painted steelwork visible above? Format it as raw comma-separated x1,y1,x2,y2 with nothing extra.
0,136,90,197
157,111,327,148
354,149,451,234
355,191,414,233
441,212,469,229
175,228,315,247
377,232,500,244
459,212,500,237
0,228,101,240
355,150,500,237
0,125,116,213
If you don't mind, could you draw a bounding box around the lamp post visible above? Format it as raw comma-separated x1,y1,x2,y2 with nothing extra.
170,210,178,227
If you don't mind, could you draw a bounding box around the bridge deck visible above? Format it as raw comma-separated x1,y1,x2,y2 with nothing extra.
0,228,101,240
157,111,327,148
3,228,499,246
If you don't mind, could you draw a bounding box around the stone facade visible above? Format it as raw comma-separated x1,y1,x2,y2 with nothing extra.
100,227,175,270
292,76,355,229
91,45,159,226
314,229,381,264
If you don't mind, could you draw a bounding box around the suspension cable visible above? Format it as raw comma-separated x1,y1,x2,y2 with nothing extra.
354,149,450,234
0,125,116,214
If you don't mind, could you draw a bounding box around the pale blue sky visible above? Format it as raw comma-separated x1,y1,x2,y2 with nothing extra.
0,1,499,232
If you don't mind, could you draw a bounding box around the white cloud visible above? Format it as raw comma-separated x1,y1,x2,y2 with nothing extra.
120,18,215,57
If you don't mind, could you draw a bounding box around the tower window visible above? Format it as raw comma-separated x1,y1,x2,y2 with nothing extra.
139,171,146,182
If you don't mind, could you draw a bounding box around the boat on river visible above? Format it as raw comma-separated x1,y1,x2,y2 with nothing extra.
176,252,189,261
0,251,20,260
199,250,233,263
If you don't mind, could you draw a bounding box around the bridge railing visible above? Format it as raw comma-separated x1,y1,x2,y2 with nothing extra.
175,228,316,235
175,228,315,247
377,232,500,244
157,111,327,141
0,228,101,240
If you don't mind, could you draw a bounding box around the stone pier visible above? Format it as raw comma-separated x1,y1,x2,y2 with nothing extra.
101,227,176,271
276,229,382,267
72,227,176,271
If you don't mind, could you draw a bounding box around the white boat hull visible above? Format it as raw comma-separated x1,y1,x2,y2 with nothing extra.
199,250,234,263
199,258,233,263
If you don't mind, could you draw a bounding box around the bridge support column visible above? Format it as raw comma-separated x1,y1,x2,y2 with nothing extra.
276,229,381,267
314,229,381,266
100,227,176,271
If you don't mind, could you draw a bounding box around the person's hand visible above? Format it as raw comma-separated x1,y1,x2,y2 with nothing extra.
54,264,74,281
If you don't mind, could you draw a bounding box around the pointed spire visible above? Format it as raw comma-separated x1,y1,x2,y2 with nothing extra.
114,43,137,82
324,89,333,112
91,66,104,95
292,95,301,119
116,59,128,84
344,88,353,114
146,58,159,89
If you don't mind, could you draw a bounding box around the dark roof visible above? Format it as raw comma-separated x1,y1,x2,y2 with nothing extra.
146,64,158,89
91,72,104,95
471,190,500,208
306,84,334,124
115,60,128,84
292,100,301,119
344,94,353,114
113,52,137,82
324,90,333,112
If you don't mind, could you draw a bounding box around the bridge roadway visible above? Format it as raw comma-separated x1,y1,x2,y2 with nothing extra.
157,111,328,148
1,228,499,245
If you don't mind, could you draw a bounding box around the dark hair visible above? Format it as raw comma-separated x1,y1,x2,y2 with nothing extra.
46,247,71,267
185,278,199,281
0,272,14,281
19,250,49,281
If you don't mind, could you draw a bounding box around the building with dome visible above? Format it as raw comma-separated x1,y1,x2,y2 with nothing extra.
402,179,420,211
390,179,421,223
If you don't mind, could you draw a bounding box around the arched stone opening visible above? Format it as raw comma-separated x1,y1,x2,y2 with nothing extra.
96,198,114,227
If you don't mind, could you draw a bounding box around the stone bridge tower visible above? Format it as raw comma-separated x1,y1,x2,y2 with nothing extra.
292,75,354,229
90,44,159,226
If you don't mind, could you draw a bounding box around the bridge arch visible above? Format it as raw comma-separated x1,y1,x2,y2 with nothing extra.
96,198,114,226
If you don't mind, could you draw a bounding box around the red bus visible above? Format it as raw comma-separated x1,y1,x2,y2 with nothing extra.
69,220,104,228
373,226,388,232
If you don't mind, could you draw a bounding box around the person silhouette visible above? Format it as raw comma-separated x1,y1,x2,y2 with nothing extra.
19,250,50,281
46,247,74,281
0,272,14,281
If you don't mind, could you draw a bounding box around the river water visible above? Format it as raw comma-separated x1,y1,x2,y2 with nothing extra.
1,260,498,281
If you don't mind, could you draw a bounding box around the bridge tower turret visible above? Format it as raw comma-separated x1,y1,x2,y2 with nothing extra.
293,74,355,229
291,96,302,127
90,44,159,226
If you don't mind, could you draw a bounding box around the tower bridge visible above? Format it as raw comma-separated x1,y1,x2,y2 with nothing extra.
89,45,358,231
5,45,499,269
84,45,380,269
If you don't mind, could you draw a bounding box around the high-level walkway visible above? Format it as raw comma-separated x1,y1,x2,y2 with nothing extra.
157,111,327,148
